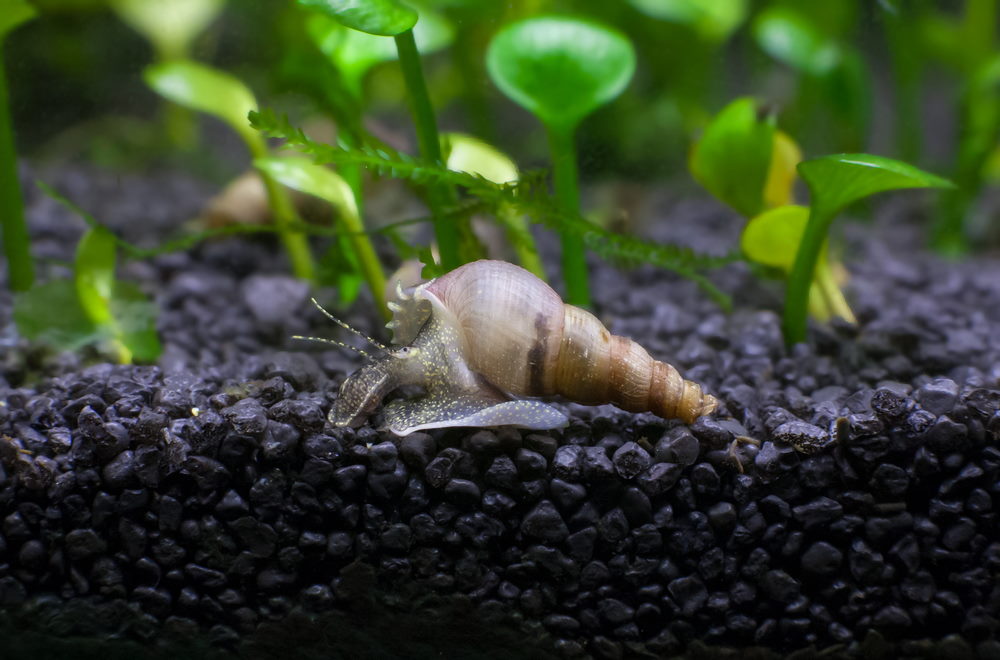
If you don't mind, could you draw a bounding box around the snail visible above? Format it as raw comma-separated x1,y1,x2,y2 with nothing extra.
316,259,718,436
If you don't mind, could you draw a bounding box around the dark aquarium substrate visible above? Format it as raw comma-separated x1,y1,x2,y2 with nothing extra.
1,169,999,660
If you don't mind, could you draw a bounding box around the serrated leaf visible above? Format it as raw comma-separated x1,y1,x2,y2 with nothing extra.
110,280,162,363
628,0,747,42
798,153,955,222
0,0,36,40
741,205,809,270
145,60,258,141
753,6,841,76
297,0,417,36
13,279,99,350
690,97,774,218
486,16,636,131
75,226,117,327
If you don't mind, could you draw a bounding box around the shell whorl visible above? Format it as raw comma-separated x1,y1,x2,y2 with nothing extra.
417,260,717,425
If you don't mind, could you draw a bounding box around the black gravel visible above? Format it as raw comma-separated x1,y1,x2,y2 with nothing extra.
0,168,999,659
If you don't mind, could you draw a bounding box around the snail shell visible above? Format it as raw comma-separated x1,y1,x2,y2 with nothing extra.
331,259,717,434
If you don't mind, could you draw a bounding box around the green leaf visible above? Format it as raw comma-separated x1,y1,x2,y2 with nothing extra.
486,16,636,131
763,130,802,209
628,0,747,42
75,226,117,327
443,133,518,184
144,60,258,141
689,97,774,218
110,280,162,363
798,153,955,223
111,0,224,60
13,279,98,351
0,0,36,40
306,8,452,94
297,0,417,37
753,6,841,76
741,205,809,271
255,156,358,217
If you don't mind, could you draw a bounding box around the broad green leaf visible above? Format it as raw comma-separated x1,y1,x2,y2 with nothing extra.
13,279,98,350
75,226,117,327
0,0,36,39
689,97,774,218
443,133,518,184
753,6,841,76
306,8,452,95
256,156,358,217
741,205,809,270
145,60,258,141
763,129,802,209
798,153,955,223
486,16,636,131
110,280,162,363
628,0,747,42
111,0,224,60
297,0,417,36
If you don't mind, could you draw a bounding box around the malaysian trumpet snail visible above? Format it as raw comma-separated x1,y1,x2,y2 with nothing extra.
324,260,718,435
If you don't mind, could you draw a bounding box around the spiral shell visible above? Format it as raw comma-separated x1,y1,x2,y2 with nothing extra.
392,260,717,425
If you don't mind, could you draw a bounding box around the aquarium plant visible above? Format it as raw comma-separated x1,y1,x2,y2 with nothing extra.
13,188,160,364
0,0,35,292
486,15,636,307
299,0,468,271
784,154,954,344
254,156,388,318
111,0,225,148
145,60,316,282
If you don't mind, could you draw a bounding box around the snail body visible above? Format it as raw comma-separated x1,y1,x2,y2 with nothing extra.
330,260,717,435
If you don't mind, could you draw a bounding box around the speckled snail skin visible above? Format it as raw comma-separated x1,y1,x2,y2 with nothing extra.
330,259,718,436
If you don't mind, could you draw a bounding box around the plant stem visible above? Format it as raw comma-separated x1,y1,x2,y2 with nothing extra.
546,123,590,308
247,136,316,282
394,28,460,271
334,195,388,322
0,49,33,292
782,209,832,345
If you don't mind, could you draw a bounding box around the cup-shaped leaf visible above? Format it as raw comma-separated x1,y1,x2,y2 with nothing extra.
763,130,802,209
145,60,258,142
306,8,452,95
798,153,955,224
297,0,417,37
753,6,841,76
486,16,636,131
443,133,518,184
628,0,747,42
75,226,117,327
0,0,35,40
741,204,809,271
111,0,224,60
689,97,774,218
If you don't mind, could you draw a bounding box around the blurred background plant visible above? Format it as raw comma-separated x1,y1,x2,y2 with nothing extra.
1,0,990,356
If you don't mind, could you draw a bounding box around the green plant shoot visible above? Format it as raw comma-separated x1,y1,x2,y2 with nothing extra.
145,60,316,282
300,0,466,271
442,133,545,280
742,205,853,324
13,209,161,364
0,0,36,292
487,16,636,307
784,154,954,345
254,156,388,319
